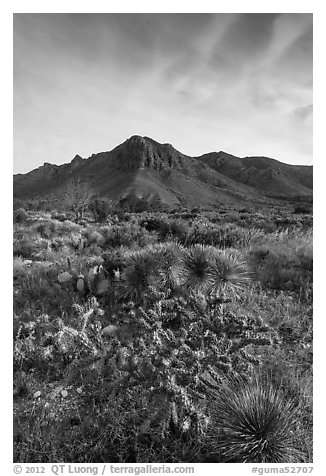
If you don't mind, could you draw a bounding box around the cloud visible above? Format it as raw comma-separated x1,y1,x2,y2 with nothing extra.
14,13,313,173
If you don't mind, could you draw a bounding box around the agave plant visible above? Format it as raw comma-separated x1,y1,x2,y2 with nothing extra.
206,374,302,463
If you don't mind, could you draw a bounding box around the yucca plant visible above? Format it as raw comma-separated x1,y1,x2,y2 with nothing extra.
206,374,302,463
179,245,250,298
208,250,250,298
146,242,183,295
116,249,161,304
179,244,214,292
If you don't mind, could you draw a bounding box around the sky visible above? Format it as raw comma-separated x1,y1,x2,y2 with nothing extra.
13,13,313,173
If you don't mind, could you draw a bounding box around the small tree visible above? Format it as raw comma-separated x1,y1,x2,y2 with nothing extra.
63,179,93,219
89,198,114,222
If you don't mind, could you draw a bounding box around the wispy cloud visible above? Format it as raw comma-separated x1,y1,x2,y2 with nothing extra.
14,13,312,173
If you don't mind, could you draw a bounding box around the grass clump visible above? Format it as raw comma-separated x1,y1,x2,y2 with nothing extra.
248,230,312,295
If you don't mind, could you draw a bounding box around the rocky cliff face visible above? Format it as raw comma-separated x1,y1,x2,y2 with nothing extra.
107,135,192,172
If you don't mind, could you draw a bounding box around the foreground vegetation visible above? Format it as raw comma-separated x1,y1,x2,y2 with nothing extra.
13,202,313,463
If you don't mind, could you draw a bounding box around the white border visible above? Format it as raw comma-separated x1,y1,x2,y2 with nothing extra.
3,2,322,474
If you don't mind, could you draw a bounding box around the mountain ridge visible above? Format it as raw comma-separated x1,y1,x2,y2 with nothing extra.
13,135,313,208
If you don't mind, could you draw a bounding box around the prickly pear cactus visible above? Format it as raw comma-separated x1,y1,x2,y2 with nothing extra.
58,263,110,297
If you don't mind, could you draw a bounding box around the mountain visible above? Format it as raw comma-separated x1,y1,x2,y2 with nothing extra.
196,151,312,197
13,135,313,209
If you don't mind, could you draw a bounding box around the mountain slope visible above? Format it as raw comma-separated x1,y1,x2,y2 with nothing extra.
196,151,312,197
14,135,313,208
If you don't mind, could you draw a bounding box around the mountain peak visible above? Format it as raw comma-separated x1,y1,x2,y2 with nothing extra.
126,134,146,143
71,154,84,165
109,134,188,172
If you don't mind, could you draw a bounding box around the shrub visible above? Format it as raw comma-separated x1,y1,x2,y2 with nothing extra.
14,262,75,316
140,217,190,242
102,248,126,279
206,375,302,463
99,223,155,248
89,198,113,222
13,236,36,259
35,221,57,238
178,244,250,298
41,292,276,446
51,212,67,222
248,231,312,294
186,223,262,248
14,208,28,224
293,205,312,215
169,220,190,242
140,216,165,233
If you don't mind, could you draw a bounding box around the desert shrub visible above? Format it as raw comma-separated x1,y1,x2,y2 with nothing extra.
140,217,190,242
186,223,262,248
98,223,155,249
257,349,312,462
248,231,313,294
51,212,67,222
13,257,31,284
14,208,28,224
89,198,113,222
35,220,57,238
14,263,75,316
56,220,82,235
13,236,37,259
206,374,302,463
49,237,66,252
293,205,312,215
82,228,105,246
169,220,190,241
102,248,127,279
140,216,165,233
113,243,182,304
273,215,305,229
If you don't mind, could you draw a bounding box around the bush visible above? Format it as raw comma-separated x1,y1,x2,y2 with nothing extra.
119,194,153,213
99,223,155,248
51,212,67,222
13,236,36,259
89,199,112,222
14,208,28,224
206,375,302,463
248,231,313,294
293,206,312,215
186,223,263,248
140,216,167,233
35,221,57,238
14,263,75,316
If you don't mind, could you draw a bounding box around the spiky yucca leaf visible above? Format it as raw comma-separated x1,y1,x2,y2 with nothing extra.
209,250,250,297
116,250,160,303
180,244,214,292
207,375,302,463
148,242,184,293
